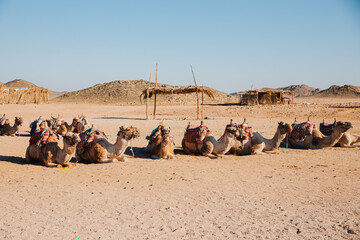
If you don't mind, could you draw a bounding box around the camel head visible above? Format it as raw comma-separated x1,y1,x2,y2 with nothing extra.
160,126,171,139
335,121,352,133
15,117,23,126
63,132,81,145
278,121,292,134
225,125,240,138
118,126,140,140
72,117,80,126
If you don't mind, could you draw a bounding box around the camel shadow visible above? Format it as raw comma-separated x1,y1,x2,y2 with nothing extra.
124,146,149,159
0,155,29,165
93,116,146,121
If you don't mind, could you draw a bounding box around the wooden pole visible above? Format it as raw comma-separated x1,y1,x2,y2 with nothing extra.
201,84,204,120
191,65,199,120
153,63,158,120
146,72,151,120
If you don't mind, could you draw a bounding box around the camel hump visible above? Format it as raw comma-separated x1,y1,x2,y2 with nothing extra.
291,121,315,140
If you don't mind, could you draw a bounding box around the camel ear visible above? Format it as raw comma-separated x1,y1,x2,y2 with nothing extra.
119,126,125,131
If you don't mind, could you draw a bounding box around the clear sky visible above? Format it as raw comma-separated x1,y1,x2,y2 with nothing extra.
0,0,359,93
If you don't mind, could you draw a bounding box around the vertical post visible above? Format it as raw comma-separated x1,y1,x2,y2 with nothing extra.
292,92,294,104
146,72,151,120
191,65,199,120
201,85,204,120
153,63,158,120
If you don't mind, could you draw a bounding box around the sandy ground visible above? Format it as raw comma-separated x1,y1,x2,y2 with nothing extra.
0,98,359,239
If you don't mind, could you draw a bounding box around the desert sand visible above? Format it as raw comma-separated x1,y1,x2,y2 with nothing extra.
0,98,359,239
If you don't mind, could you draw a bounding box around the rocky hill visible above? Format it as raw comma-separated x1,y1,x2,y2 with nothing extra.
53,80,236,105
278,84,321,97
4,79,38,88
314,85,360,98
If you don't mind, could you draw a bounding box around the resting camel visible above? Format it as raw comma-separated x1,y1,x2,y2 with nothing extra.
320,120,360,147
146,124,175,159
229,119,253,155
250,122,293,154
182,121,239,158
76,126,140,163
0,116,23,136
288,121,352,149
25,130,81,167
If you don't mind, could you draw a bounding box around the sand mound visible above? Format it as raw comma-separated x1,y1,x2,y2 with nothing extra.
5,79,38,88
53,80,236,105
314,85,360,98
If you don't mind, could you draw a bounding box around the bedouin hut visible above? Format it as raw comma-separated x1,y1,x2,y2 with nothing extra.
0,86,49,104
237,89,294,105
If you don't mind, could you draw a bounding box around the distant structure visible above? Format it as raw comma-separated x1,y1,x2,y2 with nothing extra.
237,89,294,105
0,86,49,104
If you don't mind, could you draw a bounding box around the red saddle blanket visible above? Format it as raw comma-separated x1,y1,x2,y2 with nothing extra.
240,126,252,141
184,125,209,143
29,129,56,146
319,122,336,136
84,131,105,148
291,122,315,140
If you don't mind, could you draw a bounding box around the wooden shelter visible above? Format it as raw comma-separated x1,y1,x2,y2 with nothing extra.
0,87,49,104
238,89,294,105
140,86,216,120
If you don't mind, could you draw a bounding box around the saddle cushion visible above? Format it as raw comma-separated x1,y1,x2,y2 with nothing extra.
319,122,336,136
184,125,209,143
291,122,315,140
84,130,105,148
29,129,56,146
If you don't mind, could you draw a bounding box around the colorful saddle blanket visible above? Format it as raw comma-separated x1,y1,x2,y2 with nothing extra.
319,121,336,136
291,121,315,140
184,125,209,143
81,129,107,148
29,128,56,147
240,125,252,141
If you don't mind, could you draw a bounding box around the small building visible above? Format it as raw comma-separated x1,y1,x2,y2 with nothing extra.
237,89,294,105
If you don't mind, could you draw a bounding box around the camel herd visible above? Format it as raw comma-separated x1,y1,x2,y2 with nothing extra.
0,114,359,168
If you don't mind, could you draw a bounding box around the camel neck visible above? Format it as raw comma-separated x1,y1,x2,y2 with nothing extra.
114,136,129,155
271,127,286,149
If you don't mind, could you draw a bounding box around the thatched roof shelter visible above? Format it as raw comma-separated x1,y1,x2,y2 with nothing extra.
140,86,216,102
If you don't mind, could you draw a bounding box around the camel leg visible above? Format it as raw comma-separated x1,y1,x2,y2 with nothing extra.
251,143,265,155
98,158,118,163
45,162,62,168
115,156,126,162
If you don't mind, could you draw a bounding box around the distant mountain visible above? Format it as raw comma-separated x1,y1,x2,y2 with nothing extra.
232,84,321,98
314,85,360,98
5,79,39,88
278,84,321,97
53,80,236,105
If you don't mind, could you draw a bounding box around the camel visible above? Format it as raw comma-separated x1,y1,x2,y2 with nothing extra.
0,116,23,136
76,126,140,163
182,121,239,158
320,120,360,147
229,119,253,155
25,130,81,167
250,122,292,154
288,121,352,149
146,124,175,159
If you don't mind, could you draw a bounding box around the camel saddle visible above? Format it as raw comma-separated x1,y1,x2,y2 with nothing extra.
291,121,315,141
184,125,209,143
240,125,252,141
319,121,336,136
29,128,57,147
148,126,174,144
80,128,107,149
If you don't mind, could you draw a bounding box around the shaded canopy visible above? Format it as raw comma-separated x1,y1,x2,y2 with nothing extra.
140,86,216,102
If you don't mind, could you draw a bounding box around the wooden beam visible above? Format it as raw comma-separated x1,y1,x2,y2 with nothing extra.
146,72,151,120
191,65,199,120
153,64,158,120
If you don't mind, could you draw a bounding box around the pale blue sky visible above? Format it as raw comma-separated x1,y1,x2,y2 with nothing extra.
0,0,359,92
